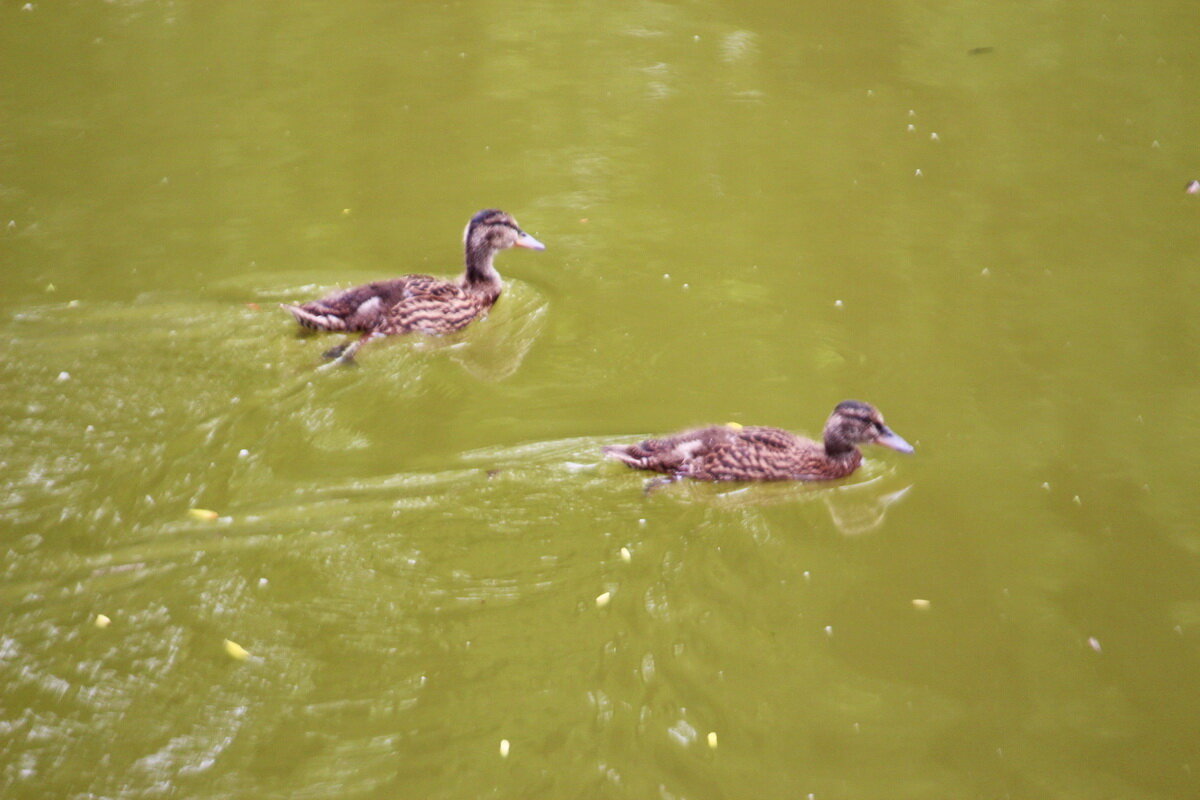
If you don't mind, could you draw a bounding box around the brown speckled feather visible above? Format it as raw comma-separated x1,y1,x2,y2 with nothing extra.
284,277,428,332
604,401,912,485
377,278,500,336
606,425,860,482
281,210,543,355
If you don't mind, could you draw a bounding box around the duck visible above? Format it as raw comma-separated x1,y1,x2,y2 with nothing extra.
281,209,544,362
604,400,913,488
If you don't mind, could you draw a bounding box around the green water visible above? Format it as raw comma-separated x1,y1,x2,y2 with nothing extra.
3,1,1200,797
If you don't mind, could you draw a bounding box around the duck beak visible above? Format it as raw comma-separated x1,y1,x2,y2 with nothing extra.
875,428,914,454
514,232,546,250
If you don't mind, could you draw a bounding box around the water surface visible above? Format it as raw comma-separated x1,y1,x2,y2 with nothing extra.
3,1,1200,798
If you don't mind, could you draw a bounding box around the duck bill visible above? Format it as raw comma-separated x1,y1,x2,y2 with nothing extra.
875,430,914,454
514,232,546,250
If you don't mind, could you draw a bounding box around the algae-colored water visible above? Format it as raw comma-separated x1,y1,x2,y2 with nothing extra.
3,2,1199,798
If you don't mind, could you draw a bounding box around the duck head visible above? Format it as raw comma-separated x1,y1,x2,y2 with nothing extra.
462,209,544,285
464,209,544,253
823,400,914,456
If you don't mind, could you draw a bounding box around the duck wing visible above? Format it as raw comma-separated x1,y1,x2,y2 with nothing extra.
378,276,489,335
282,277,422,331
604,426,746,475
685,426,822,481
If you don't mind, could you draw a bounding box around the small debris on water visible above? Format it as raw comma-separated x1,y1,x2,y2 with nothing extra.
930,132,940,141
596,591,612,608
1072,495,1082,506
244,302,260,311
980,268,990,276
56,371,70,382
579,218,589,223
238,449,250,458
45,283,56,292
1087,636,1102,653
342,208,351,215
663,273,671,280
223,639,250,661
908,109,916,117
824,625,834,636
620,546,632,563
906,123,916,132
726,421,743,430
499,738,511,758
707,731,718,749
1041,482,1051,490
803,570,811,582
1151,140,1160,149
914,168,923,177
258,578,269,588
968,46,994,55
94,614,111,629
1186,180,1200,195
912,598,931,610
188,508,219,521
834,299,843,307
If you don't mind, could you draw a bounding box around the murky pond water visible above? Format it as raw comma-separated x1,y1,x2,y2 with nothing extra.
3,1,1200,798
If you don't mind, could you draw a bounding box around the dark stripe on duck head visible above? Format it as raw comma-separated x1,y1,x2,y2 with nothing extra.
834,400,874,416
468,209,514,231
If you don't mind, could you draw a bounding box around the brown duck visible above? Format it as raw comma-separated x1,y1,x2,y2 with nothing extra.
281,209,544,362
604,401,913,487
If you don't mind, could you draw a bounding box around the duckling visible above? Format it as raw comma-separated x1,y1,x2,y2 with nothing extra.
604,401,912,487
281,209,544,362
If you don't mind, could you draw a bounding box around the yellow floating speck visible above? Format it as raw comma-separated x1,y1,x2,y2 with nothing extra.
188,508,219,521
223,639,249,661
595,591,612,608
620,547,632,563
499,738,511,758
46,283,56,293
707,731,718,749
342,208,351,215
94,614,111,629
912,598,931,610
726,422,743,431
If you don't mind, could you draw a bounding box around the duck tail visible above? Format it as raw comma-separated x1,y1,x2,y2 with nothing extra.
280,303,348,331
603,445,647,469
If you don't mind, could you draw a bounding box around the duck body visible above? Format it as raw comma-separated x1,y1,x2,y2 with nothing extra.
285,274,499,336
282,209,544,354
604,401,913,484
